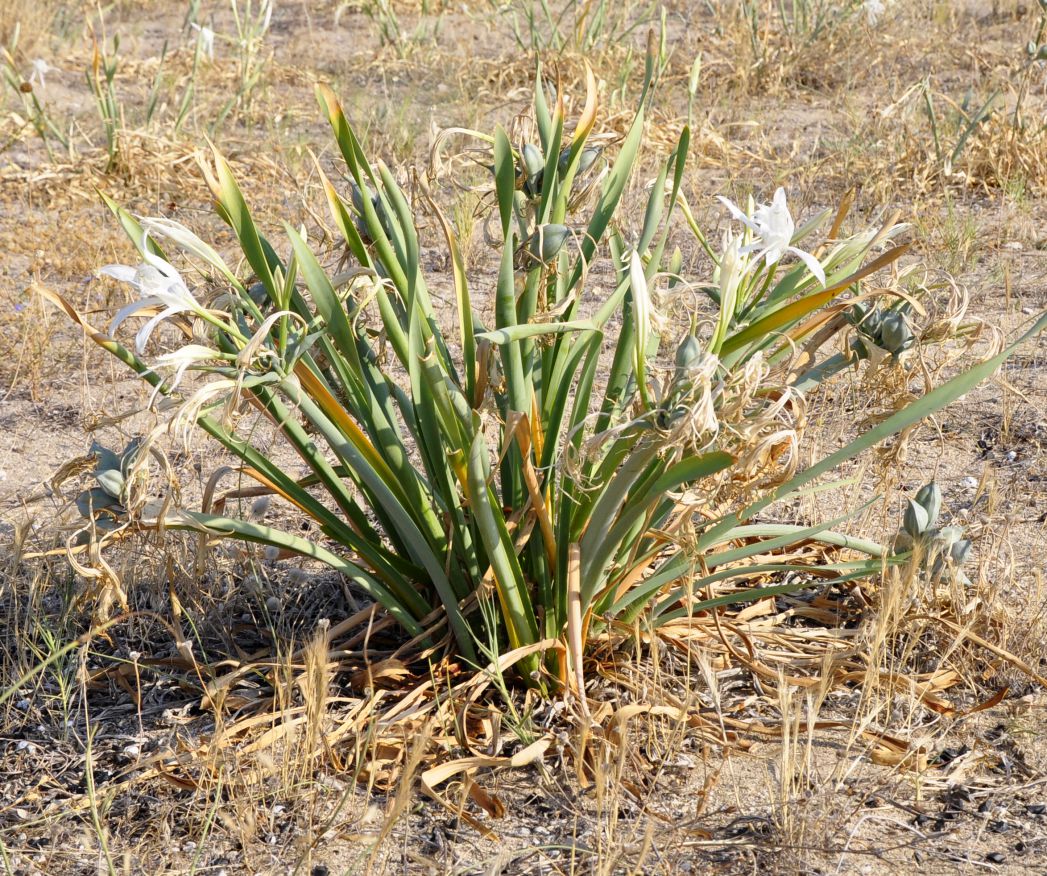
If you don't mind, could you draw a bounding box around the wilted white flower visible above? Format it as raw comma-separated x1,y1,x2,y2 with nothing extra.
101,236,205,354
29,58,53,88
717,187,826,287
863,0,886,26
191,23,216,59
146,344,221,405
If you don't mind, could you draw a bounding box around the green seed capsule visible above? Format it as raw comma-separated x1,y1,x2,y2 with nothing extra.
903,498,929,538
915,482,942,527
949,538,973,565
559,145,600,176
675,334,703,371
522,143,544,178
521,143,545,197
96,469,126,499
878,311,912,354
526,224,571,263
350,182,393,242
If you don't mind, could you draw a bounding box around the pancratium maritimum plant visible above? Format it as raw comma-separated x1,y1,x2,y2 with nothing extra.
45,63,1047,694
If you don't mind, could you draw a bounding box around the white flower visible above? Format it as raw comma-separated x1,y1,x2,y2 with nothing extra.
191,23,216,60
717,187,826,287
100,236,204,354
863,0,886,26
148,344,220,397
29,59,53,88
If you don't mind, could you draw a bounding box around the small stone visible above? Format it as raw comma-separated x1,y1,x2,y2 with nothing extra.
122,744,141,759
15,740,35,753
265,596,281,613
962,476,979,489
1004,450,1017,462
986,852,1005,863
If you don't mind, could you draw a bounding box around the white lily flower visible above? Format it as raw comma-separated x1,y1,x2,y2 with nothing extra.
717,187,826,287
100,236,205,355
29,59,53,88
191,23,216,59
863,0,886,26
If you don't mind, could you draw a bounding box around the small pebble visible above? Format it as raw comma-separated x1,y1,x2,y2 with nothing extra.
1004,450,1017,462
15,740,36,753
265,596,281,613
986,852,1005,864
122,744,141,759
962,476,979,489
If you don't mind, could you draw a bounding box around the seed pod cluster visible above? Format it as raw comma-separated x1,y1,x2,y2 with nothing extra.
72,439,143,541
847,301,915,359
894,481,974,586
517,143,601,201
350,182,394,244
